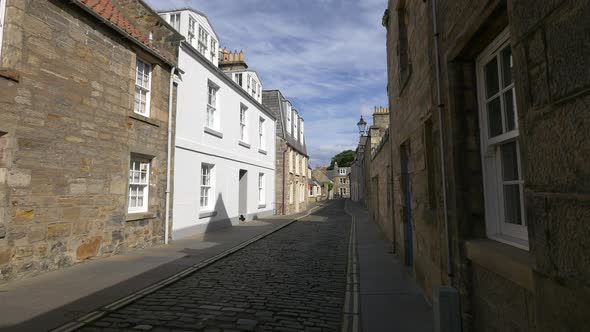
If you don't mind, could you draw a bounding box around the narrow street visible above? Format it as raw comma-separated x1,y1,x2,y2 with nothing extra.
77,201,352,332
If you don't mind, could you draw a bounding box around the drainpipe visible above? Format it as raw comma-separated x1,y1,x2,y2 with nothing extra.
164,66,176,245
432,0,453,279
282,145,288,214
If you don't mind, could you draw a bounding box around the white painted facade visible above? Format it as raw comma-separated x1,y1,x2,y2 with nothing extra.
160,9,276,240
226,70,263,103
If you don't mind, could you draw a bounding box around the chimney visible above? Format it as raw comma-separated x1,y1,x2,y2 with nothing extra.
372,106,390,129
218,47,248,71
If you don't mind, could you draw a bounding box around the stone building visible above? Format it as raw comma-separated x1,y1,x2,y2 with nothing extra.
158,8,276,239
328,163,350,199
364,108,392,240
0,0,181,282
312,167,333,201
262,90,309,215
382,0,590,330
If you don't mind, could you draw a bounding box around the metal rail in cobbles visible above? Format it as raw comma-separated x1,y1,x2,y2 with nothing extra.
51,203,328,332
342,201,361,332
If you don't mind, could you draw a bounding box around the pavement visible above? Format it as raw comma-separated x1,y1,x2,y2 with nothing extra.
0,203,324,332
345,200,434,332
0,200,434,332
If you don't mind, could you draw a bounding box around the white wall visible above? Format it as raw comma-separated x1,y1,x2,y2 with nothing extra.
172,45,276,240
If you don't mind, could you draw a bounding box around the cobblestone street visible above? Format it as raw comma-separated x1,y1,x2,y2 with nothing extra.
78,201,351,332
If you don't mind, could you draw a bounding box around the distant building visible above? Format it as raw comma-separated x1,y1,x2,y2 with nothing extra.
328,163,351,199
159,8,276,239
262,90,309,215
312,167,333,200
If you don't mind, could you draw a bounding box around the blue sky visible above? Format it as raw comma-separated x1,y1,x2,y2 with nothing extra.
147,0,388,167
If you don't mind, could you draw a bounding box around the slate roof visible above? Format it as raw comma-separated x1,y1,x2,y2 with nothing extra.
262,90,308,157
73,0,178,65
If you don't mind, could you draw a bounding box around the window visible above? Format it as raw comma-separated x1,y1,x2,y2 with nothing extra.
258,117,265,149
285,103,292,134
289,150,293,173
295,155,299,174
206,82,218,129
200,164,214,210
198,26,208,55
247,75,251,92
293,114,298,140
169,13,180,31
210,39,217,61
239,105,247,142
397,5,411,87
424,119,436,208
258,173,265,204
300,120,304,144
0,0,6,59
128,157,150,213
289,183,294,204
234,73,243,86
339,168,346,175
134,59,151,117
188,17,196,45
477,29,526,247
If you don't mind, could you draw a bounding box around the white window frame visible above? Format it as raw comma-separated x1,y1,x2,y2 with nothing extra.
128,157,150,213
234,73,243,86
302,157,306,176
293,114,298,140
289,183,294,204
258,173,265,205
247,74,251,92
258,117,265,149
206,81,219,130
295,155,299,175
285,103,292,134
200,163,215,210
300,120,304,144
476,28,527,249
210,38,217,61
169,13,180,31
0,0,6,59
289,150,293,173
134,59,151,117
188,17,196,45
198,26,208,56
239,104,248,142
339,168,346,175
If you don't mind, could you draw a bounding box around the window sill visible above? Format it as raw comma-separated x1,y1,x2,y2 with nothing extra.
465,239,534,292
0,68,20,83
204,127,223,138
239,140,251,149
258,204,266,209
126,212,156,221
199,210,217,219
258,148,267,155
129,114,160,127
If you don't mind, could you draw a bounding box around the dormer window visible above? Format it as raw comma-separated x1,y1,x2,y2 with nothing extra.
198,26,208,55
188,17,196,45
300,121,304,144
210,39,216,61
339,168,346,175
169,13,180,31
286,105,292,134
293,113,298,139
247,75,251,92
234,73,243,86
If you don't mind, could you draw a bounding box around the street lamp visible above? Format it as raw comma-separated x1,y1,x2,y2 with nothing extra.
357,116,367,136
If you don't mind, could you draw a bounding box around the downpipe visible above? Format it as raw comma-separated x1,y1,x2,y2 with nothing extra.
164,66,176,245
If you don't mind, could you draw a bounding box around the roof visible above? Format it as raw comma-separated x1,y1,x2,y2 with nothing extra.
157,7,221,41
73,0,178,66
262,90,308,157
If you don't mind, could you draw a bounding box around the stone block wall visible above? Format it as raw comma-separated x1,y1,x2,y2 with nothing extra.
275,142,307,215
384,0,590,330
0,0,176,282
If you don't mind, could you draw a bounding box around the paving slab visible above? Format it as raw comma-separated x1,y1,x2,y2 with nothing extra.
346,200,434,332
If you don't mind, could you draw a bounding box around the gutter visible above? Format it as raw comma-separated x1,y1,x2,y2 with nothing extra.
70,0,179,68
164,67,176,244
432,0,453,280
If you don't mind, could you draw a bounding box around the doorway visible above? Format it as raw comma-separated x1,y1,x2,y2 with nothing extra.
239,169,248,220
400,142,413,267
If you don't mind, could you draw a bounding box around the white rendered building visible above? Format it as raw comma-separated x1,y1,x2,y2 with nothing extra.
159,8,276,239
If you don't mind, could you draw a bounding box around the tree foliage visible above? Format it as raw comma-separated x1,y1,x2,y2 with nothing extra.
326,150,355,170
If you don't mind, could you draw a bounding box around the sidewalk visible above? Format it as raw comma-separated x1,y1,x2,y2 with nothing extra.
0,205,323,332
345,200,434,332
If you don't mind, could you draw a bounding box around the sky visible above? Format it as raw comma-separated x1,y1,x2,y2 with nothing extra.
146,0,389,167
